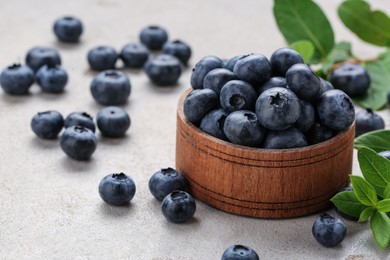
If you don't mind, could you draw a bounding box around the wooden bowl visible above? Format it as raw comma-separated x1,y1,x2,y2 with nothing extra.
176,89,355,218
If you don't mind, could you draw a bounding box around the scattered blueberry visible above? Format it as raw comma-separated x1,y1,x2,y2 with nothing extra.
119,43,150,69
64,112,95,133
144,54,182,86
203,68,235,95
199,108,229,141
220,80,257,112
305,122,334,145
256,76,286,95
330,63,370,97
191,55,223,89
96,106,131,137
60,125,97,160
255,87,301,131
233,53,271,86
312,212,347,247
36,64,68,93
99,173,136,206
148,168,188,201
162,40,192,66
139,25,168,50
355,108,385,137
183,89,219,125
295,100,315,133
162,190,196,223
0,64,34,95
286,63,321,101
87,46,118,71
223,110,265,147
221,245,259,260
31,110,64,139
90,70,131,105
223,55,242,72
25,47,61,72
53,16,83,43
270,47,304,77
334,186,359,221
262,128,307,149
379,150,390,160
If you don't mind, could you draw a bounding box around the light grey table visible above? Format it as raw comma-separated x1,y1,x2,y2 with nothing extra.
1,0,390,259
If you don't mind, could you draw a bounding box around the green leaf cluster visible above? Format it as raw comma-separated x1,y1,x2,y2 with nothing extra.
274,0,390,110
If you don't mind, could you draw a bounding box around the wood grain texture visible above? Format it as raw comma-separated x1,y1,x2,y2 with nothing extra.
176,89,355,218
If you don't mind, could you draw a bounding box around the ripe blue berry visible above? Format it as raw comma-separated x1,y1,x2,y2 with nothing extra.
144,54,182,86
183,89,218,125
317,78,334,99
286,63,321,101
64,112,95,133
99,173,136,206
305,122,333,145
221,245,259,260
203,68,235,95
295,100,315,133
148,168,188,201
330,64,370,97
53,16,83,43
119,43,150,69
223,55,243,72
256,76,286,95
312,212,347,247
96,106,131,137
31,111,64,139
26,47,61,72
233,53,271,86
355,109,385,137
0,64,34,95
140,25,168,51
191,55,223,89
87,46,118,71
36,65,68,93
60,125,97,160
270,47,304,77
90,70,131,106
220,80,257,112
162,40,192,66
162,191,196,223
199,108,229,141
262,128,307,149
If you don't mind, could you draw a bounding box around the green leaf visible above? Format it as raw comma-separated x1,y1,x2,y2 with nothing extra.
377,199,390,213
290,40,314,64
274,0,334,60
370,211,390,249
321,41,354,73
357,147,390,197
338,0,390,47
331,190,368,217
355,129,390,152
384,183,390,199
359,207,374,222
350,175,378,206
354,51,390,110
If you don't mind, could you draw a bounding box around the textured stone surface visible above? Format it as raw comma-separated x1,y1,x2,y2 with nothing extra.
1,0,390,259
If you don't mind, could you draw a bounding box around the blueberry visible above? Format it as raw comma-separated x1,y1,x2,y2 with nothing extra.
26,47,61,72
355,108,385,137
148,168,188,201
183,89,219,125
0,64,34,95
221,245,259,260
64,112,95,133
330,64,370,97
31,111,64,139
379,150,390,160
144,54,182,86
96,106,131,137
317,78,334,98
256,76,286,95
162,190,196,223
199,108,229,141
223,55,243,72
233,53,271,85
270,47,304,77
162,40,192,66
60,125,97,160
191,55,223,89
99,173,136,206
220,80,257,112
53,16,83,43
305,122,334,145
203,68,235,95
286,64,321,101
295,100,315,133
334,186,359,221
255,87,301,131
223,110,266,147
317,89,355,131
262,128,307,149
139,25,168,51
90,70,131,106
119,43,150,69
36,65,68,93
87,46,118,71
312,212,347,247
